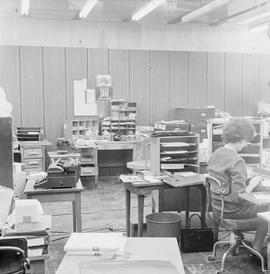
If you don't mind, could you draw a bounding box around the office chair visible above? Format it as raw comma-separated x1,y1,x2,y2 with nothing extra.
205,176,267,274
127,138,151,174
0,237,30,274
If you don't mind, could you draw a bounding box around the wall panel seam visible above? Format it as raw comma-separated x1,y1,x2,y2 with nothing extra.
64,48,67,120
168,51,171,120
42,47,46,135
187,52,190,107
18,46,22,127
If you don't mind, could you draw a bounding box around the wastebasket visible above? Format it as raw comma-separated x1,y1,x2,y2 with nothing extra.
146,212,182,238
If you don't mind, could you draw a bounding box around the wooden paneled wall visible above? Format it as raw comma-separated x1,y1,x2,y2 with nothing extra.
0,46,270,146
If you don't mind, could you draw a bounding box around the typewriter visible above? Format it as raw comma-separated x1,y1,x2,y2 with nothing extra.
34,158,79,189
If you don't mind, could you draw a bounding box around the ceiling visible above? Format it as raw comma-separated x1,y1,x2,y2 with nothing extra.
0,0,269,27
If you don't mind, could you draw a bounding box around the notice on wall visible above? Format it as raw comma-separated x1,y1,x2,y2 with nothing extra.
74,79,97,116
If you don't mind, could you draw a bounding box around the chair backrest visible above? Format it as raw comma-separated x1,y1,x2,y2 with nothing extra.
0,237,29,274
205,176,226,222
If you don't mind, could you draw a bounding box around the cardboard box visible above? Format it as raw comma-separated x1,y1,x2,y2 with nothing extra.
173,108,215,124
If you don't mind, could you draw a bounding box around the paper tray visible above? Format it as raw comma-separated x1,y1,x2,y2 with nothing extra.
78,260,179,274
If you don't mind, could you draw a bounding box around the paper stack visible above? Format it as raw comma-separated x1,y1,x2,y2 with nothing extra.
2,229,50,258
64,233,126,255
163,172,203,187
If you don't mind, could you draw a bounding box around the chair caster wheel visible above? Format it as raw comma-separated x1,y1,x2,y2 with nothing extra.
208,255,215,261
216,271,223,274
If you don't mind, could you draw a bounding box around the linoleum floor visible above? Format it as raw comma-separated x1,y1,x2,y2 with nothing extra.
42,177,265,274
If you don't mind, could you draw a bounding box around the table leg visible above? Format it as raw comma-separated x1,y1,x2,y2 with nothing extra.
125,189,131,237
73,193,82,232
185,187,190,226
138,195,145,237
95,175,98,186
266,223,270,274
200,185,207,228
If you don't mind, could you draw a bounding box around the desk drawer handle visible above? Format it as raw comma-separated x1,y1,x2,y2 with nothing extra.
28,152,40,155
27,161,40,165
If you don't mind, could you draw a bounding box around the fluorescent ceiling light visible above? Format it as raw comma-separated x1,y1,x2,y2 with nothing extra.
21,0,30,16
181,0,232,23
79,0,97,19
132,0,166,21
240,11,270,25
249,21,270,32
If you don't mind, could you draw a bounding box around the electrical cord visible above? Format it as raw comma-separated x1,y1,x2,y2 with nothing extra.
50,225,127,243
51,203,152,217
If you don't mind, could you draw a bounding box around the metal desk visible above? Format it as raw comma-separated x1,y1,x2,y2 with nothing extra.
56,237,185,274
122,176,206,237
24,179,83,232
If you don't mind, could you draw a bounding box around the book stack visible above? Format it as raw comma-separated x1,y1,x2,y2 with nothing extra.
4,230,50,258
163,171,203,187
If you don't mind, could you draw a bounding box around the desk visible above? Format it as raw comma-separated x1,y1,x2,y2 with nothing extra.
239,192,270,273
96,140,139,176
123,177,206,237
47,152,81,163
56,237,185,274
26,255,49,274
24,180,84,232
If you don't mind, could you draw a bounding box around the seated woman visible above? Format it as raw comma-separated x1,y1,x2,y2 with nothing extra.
208,117,268,264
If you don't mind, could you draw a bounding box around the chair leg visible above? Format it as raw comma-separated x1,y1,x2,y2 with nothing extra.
213,222,219,242
241,240,267,273
219,240,239,273
208,240,230,261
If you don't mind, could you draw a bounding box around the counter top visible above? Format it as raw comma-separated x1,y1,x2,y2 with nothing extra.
19,140,52,146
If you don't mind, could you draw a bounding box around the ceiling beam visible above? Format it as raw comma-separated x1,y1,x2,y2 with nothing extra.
181,0,233,23
211,0,270,26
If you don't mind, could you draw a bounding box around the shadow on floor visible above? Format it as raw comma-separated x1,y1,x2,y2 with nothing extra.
43,177,265,274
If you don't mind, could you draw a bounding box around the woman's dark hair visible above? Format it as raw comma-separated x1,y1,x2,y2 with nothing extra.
222,118,256,144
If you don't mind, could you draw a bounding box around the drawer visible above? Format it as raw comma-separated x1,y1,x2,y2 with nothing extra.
80,166,97,176
24,167,43,174
23,148,43,158
24,158,43,168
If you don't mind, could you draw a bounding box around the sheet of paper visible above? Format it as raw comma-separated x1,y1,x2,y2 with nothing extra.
74,79,97,116
253,194,270,200
0,186,13,228
64,233,126,254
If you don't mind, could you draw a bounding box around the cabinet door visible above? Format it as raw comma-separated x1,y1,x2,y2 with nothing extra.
0,118,13,188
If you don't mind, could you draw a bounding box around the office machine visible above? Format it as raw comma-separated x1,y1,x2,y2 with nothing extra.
34,158,79,189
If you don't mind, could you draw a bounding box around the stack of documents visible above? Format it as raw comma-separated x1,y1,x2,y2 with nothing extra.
163,172,203,187
64,233,126,255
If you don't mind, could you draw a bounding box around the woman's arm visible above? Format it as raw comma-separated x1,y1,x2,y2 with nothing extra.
230,159,252,204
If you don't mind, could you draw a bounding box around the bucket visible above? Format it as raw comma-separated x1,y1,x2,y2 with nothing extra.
146,212,182,238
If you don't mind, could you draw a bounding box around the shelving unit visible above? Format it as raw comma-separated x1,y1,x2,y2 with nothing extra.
208,118,264,167
102,100,136,140
151,134,200,175
76,145,98,185
150,133,201,212
64,117,99,139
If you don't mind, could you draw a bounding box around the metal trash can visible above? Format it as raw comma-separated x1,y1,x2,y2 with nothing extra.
146,212,182,238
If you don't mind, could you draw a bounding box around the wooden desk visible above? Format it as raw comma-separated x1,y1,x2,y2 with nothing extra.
96,140,140,176
26,255,49,274
56,237,185,274
24,180,84,232
123,177,206,237
239,192,270,273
